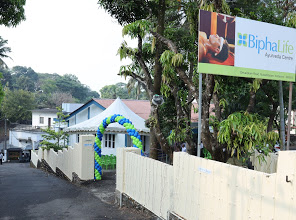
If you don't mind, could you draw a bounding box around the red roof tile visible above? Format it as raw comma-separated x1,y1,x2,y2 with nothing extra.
191,102,215,122
93,99,215,122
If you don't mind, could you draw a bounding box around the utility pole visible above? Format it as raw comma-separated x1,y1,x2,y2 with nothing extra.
197,73,202,157
287,82,293,150
4,117,7,151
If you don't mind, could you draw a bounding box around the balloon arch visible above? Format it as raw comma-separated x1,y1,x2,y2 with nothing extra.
94,114,144,180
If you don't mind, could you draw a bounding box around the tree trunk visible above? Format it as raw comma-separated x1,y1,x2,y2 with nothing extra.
151,106,173,162
149,128,158,160
262,85,278,132
153,0,165,95
149,0,166,159
201,74,214,155
246,90,256,113
267,105,278,132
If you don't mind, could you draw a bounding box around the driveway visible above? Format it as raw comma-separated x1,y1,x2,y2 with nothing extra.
0,163,154,220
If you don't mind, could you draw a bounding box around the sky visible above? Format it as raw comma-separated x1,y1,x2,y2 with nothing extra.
0,0,136,93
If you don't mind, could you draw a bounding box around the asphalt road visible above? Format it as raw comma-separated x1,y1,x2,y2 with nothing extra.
0,163,154,220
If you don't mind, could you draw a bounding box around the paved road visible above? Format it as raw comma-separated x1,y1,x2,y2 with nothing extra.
0,163,153,220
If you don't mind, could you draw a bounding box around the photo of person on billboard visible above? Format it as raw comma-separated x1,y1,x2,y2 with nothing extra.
199,10,235,66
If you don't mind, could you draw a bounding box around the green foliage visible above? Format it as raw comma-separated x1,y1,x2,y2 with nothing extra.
0,66,100,110
203,148,212,160
217,112,279,160
122,20,151,39
0,36,12,69
118,41,137,61
167,125,190,146
55,74,99,102
160,50,175,73
98,0,154,25
41,128,68,152
214,76,251,117
101,0,295,161
159,50,184,69
100,82,148,100
0,0,26,27
229,0,296,27
41,107,69,152
251,79,262,92
1,89,35,123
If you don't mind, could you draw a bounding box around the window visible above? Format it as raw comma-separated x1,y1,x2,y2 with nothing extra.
77,134,80,143
126,135,146,151
39,117,44,124
142,135,146,151
104,134,115,148
126,135,132,147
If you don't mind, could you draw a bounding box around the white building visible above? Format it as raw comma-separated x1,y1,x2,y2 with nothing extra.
7,104,82,161
65,98,151,156
31,108,58,129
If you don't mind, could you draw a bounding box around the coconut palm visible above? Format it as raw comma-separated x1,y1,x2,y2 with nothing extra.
125,64,148,100
0,36,12,69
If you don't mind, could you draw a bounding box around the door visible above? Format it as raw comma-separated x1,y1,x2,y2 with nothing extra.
48,118,51,128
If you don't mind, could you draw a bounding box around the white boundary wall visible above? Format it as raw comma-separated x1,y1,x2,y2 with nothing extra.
117,148,296,220
31,135,95,180
250,151,278,173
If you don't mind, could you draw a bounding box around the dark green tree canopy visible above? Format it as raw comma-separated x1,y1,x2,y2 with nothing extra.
0,0,26,27
100,82,148,99
1,89,35,123
0,66,100,112
97,0,155,25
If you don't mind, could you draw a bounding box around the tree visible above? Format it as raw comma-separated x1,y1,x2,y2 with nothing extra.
1,89,35,123
115,1,179,161
103,0,199,160
0,67,13,87
40,79,58,94
217,111,279,164
0,36,11,69
98,0,154,25
100,82,148,99
100,0,296,163
55,74,100,102
127,77,148,100
0,66,101,109
0,0,26,27
47,92,75,108
12,66,39,91
100,84,118,99
41,107,69,152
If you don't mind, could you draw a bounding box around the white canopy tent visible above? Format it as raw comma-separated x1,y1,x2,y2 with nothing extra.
64,97,150,134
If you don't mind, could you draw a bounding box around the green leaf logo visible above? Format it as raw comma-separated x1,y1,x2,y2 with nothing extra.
237,33,247,47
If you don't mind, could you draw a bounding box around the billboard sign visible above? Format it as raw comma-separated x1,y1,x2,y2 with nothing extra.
198,10,296,82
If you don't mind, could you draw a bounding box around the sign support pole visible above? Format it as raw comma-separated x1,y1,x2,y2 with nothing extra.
4,117,7,152
287,82,293,150
197,73,202,157
279,81,286,150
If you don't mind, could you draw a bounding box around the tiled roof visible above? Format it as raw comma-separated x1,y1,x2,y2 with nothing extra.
94,99,215,122
191,103,215,122
94,99,151,120
31,109,58,113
